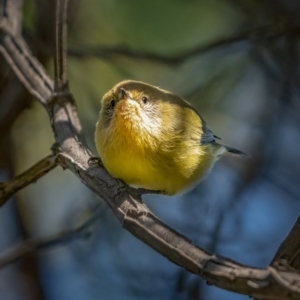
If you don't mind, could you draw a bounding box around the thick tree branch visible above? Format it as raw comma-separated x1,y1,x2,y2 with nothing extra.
1,0,300,299
0,155,57,206
272,217,300,271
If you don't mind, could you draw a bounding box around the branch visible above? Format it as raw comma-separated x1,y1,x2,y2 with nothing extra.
0,0,23,36
272,217,300,271
0,75,30,142
0,155,57,206
68,23,299,65
0,34,53,104
1,1,300,299
54,0,69,92
0,204,100,268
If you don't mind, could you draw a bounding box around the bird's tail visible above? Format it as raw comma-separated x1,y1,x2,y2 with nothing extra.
212,143,250,158
224,145,250,157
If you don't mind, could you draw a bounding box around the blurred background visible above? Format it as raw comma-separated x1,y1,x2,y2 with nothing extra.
1,0,300,299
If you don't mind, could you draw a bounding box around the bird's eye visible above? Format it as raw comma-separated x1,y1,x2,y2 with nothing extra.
109,99,116,109
142,96,148,104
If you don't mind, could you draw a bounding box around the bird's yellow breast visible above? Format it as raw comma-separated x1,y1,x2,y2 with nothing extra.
95,105,216,195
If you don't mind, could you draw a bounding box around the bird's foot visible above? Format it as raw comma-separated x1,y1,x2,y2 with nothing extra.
88,156,103,167
134,187,166,196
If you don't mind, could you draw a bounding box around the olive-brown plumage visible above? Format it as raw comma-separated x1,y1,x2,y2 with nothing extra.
95,80,247,195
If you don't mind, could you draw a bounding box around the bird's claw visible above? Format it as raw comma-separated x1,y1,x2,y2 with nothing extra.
88,156,103,166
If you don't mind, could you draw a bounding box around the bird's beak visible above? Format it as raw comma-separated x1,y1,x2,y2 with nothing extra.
119,88,130,100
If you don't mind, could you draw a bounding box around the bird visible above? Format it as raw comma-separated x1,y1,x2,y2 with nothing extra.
94,80,248,195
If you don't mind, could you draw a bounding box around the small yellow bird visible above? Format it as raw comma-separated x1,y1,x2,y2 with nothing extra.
95,80,247,195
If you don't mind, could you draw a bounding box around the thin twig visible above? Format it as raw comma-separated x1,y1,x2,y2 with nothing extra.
0,154,57,206
68,23,297,65
54,0,69,92
0,204,102,269
0,34,53,105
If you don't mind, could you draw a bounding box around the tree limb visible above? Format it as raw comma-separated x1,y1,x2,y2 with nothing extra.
54,0,69,92
0,34,53,104
1,0,300,299
0,204,100,269
272,217,300,271
68,23,300,65
0,155,57,206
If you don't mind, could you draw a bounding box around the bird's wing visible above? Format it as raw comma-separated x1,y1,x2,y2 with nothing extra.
179,98,221,144
200,125,215,144
199,116,220,144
